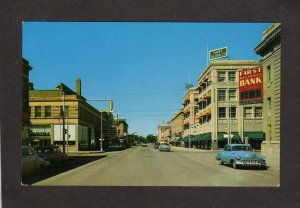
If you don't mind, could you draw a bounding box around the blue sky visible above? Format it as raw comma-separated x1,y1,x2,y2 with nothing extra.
22,22,270,137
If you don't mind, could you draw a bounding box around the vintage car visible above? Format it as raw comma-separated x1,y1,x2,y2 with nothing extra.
216,144,267,169
159,143,171,152
22,145,46,175
34,145,68,167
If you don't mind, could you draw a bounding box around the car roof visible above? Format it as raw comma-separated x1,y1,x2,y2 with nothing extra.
226,144,251,147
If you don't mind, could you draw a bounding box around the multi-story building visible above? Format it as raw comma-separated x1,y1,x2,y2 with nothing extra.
170,108,184,145
157,124,171,143
181,87,201,146
22,58,32,144
29,78,115,152
254,23,281,155
195,60,263,150
116,119,129,145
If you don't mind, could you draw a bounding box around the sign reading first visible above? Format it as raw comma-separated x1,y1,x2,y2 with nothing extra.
209,47,228,60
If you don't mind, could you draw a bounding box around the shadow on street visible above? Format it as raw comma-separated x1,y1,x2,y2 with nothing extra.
22,155,107,185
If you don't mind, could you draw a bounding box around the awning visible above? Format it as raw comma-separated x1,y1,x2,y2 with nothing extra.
191,134,201,142
201,133,211,141
244,132,265,141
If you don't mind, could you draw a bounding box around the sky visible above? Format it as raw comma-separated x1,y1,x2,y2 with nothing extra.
22,22,270,137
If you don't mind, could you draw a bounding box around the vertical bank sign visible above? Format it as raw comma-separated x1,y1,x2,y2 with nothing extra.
239,66,263,104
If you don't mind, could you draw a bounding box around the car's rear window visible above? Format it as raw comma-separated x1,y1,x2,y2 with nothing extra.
35,147,52,153
232,146,252,151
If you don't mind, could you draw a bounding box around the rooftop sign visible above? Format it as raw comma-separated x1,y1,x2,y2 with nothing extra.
209,47,228,60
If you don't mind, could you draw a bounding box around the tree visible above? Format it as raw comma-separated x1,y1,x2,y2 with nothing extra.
146,134,157,143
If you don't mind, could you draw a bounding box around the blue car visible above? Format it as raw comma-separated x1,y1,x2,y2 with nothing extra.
216,144,267,169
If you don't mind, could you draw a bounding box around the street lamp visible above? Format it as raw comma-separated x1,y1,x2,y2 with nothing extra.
56,83,66,154
87,99,113,152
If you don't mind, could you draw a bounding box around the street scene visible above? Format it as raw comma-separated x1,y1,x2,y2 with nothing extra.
21,22,281,187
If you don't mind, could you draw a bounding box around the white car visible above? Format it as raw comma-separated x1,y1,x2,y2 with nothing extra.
159,143,171,152
22,145,46,175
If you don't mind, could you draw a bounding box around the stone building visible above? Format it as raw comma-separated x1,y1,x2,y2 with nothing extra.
170,108,184,145
254,23,281,155
157,124,171,143
21,58,32,145
29,78,115,152
116,119,129,146
195,60,263,150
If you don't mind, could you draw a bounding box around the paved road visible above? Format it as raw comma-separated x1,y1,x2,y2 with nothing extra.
33,145,279,186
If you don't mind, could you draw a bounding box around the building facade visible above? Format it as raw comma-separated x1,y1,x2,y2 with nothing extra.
170,108,184,145
116,119,129,146
29,79,115,152
22,58,32,144
255,23,281,155
157,124,171,143
195,60,263,150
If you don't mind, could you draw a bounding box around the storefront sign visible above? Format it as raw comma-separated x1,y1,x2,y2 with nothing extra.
29,130,50,136
209,47,228,60
239,66,263,104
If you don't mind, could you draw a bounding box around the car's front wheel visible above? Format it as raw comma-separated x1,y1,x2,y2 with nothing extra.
219,160,224,165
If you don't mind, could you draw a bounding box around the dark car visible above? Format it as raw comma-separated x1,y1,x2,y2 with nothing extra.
34,145,68,167
22,145,46,175
154,142,160,149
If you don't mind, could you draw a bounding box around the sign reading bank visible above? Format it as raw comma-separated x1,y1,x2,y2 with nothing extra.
239,66,263,104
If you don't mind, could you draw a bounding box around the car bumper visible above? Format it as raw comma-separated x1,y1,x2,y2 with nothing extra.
235,160,266,167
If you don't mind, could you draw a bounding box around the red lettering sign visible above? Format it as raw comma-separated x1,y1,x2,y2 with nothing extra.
239,66,263,104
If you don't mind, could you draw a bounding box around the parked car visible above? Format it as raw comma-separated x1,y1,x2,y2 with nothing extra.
108,143,124,151
142,143,147,147
154,142,160,149
216,144,267,169
22,145,46,175
34,145,68,167
159,143,171,152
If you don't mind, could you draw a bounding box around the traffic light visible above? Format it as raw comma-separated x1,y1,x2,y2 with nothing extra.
109,100,113,112
224,128,228,134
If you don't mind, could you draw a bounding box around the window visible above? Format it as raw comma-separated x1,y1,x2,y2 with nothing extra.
218,71,226,82
229,107,236,118
207,97,211,106
45,106,51,117
218,107,226,118
267,65,271,83
229,89,237,101
255,107,263,118
244,107,252,118
228,71,236,81
35,106,41,117
218,90,226,101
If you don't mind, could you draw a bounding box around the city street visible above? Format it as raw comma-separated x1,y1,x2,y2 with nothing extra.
32,145,279,187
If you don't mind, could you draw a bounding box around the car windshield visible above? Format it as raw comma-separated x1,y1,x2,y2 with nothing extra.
231,145,252,151
161,143,169,146
35,147,52,153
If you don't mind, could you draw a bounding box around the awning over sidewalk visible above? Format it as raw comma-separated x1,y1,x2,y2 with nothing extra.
200,133,211,141
244,132,265,141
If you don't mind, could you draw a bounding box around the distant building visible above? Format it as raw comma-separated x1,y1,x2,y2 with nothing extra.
22,58,32,144
254,23,281,155
116,119,129,145
157,124,171,143
29,78,115,152
170,108,184,146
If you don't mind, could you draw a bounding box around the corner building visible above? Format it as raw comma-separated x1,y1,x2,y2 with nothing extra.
196,60,264,150
254,23,281,155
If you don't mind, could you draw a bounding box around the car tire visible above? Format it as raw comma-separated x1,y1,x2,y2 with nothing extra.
219,160,224,165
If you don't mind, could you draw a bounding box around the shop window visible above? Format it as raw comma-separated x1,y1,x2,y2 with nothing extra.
218,71,226,82
255,107,263,118
218,89,226,101
218,107,226,118
35,106,41,117
244,107,252,118
229,107,236,118
228,71,236,81
45,106,51,117
229,89,237,101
